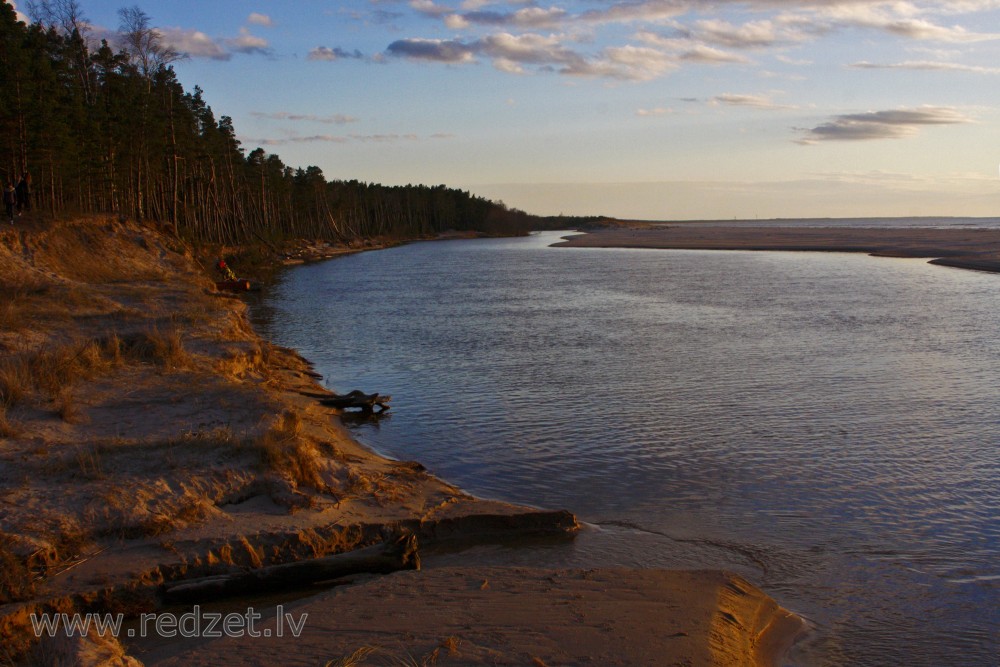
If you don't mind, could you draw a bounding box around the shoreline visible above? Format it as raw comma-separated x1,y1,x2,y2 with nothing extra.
555,224,1000,273
0,216,804,666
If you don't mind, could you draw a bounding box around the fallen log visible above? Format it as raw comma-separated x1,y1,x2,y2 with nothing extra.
161,535,419,605
319,389,391,413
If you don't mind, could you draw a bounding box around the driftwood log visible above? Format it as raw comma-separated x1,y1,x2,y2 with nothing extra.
162,535,419,604
319,389,391,413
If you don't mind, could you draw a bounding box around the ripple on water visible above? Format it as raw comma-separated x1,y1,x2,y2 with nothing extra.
252,232,1000,667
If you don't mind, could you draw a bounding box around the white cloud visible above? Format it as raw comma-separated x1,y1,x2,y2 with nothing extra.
9,0,29,23
636,107,673,116
227,28,270,55
161,28,231,60
849,60,1000,74
375,0,1000,83
410,0,452,18
247,13,273,27
712,92,794,109
678,44,749,64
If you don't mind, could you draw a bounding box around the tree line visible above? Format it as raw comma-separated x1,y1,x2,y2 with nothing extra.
0,1,575,245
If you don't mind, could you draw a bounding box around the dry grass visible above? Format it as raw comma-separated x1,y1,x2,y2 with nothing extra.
326,647,379,667
0,330,191,410
257,411,325,489
74,444,104,480
0,405,18,438
55,390,89,424
325,643,459,667
116,328,191,369
215,342,271,381
0,339,117,407
133,499,208,538
0,532,35,604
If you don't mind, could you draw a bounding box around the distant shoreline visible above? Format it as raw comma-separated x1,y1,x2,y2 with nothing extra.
554,224,1000,274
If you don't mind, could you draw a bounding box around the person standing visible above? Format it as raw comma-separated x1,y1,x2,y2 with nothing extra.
3,182,16,224
15,172,30,213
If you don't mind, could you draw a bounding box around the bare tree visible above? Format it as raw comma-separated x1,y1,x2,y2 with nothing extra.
27,0,87,35
27,0,95,104
117,5,181,79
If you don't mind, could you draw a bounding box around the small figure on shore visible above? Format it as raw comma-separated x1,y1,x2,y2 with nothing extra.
216,257,237,281
3,182,16,224
15,172,30,213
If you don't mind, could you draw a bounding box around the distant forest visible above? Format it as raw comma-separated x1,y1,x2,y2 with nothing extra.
0,1,601,245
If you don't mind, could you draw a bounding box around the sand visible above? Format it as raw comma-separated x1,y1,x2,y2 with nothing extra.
0,216,804,666
135,567,804,667
554,223,1000,273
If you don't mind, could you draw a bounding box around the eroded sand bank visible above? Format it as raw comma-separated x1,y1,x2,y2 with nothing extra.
554,224,1000,272
0,217,804,666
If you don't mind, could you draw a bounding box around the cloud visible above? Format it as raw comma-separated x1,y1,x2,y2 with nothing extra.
373,0,1000,83
678,44,749,64
815,4,1000,42
247,133,424,146
388,33,684,80
250,112,360,124
160,26,272,60
161,28,231,60
308,46,367,61
410,0,452,18
9,0,29,23
247,13,273,27
636,107,673,116
635,31,749,64
796,106,972,144
711,93,793,109
692,18,810,49
387,38,476,63
226,28,270,56
450,6,570,29
849,60,1000,74
775,54,812,66
580,0,689,26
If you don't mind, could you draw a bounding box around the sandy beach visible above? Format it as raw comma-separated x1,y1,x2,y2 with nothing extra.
0,217,804,666
554,223,1000,273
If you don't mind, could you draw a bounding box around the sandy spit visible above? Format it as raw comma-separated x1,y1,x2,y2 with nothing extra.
0,216,804,666
554,224,1000,272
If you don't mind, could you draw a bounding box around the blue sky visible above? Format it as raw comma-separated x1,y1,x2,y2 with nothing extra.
14,0,1000,219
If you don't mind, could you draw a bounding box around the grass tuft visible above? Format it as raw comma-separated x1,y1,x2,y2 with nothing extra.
118,328,191,369
55,390,89,425
257,411,324,489
0,532,35,604
0,405,17,438
325,646,378,667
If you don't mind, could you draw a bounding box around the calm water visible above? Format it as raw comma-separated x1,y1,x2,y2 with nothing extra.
251,230,1000,666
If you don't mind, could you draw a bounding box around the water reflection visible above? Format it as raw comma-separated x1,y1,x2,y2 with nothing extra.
251,231,1000,667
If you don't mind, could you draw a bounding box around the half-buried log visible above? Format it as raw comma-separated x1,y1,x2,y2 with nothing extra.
161,535,418,604
319,389,391,413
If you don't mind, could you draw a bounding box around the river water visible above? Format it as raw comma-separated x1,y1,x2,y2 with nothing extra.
250,230,1000,666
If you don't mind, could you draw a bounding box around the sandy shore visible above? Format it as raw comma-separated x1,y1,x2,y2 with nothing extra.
555,224,1000,272
0,217,804,666
135,567,804,667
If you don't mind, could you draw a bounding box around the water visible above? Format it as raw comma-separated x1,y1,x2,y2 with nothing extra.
250,230,1000,666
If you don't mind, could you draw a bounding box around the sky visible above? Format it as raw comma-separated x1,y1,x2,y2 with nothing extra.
12,0,1000,219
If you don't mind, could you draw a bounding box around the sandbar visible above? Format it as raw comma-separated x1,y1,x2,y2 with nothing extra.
554,223,1000,272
